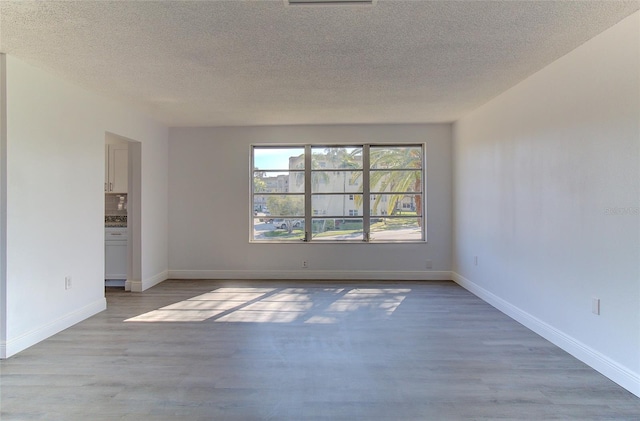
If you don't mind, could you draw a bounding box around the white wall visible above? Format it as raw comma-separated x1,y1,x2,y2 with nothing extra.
452,12,640,396
169,124,452,280
0,55,169,357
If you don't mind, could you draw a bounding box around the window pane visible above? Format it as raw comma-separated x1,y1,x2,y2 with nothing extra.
311,218,363,241
370,170,422,193
254,147,304,171
370,146,422,170
312,194,363,217
253,171,304,193
370,217,423,241
311,147,363,169
254,195,304,217
253,217,304,242
371,194,422,216
311,171,363,193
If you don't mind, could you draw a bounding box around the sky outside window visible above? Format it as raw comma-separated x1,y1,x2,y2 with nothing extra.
254,148,304,170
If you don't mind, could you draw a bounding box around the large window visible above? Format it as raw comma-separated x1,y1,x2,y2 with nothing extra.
252,145,424,242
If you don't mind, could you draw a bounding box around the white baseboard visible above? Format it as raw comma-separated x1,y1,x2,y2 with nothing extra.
168,269,452,281
451,272,640,398
0,297,106,359
129,270,169,292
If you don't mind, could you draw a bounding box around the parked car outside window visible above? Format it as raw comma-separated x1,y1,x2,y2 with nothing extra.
272,219,302,229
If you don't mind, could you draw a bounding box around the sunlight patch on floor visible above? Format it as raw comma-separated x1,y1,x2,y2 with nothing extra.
125,287,275,322
125,287,409,323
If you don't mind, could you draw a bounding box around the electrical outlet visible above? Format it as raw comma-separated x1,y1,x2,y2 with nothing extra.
425,259,433,269
302,260,308,268
592,298,600,315
65,276,72,290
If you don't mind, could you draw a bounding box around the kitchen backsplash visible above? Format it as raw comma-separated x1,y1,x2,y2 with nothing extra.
105,215,127,227
105,193,127,216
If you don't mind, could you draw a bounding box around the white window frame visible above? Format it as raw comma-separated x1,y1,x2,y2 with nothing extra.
251,144,425,243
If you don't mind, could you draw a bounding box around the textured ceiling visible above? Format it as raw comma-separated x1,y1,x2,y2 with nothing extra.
1,0,638,127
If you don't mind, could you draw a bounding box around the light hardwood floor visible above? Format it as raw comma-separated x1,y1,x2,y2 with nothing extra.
1,280,639,420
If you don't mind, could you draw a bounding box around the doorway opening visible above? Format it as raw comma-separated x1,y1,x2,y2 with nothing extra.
105,133,141,292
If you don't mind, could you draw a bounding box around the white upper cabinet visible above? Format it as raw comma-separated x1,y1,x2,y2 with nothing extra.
105,144,128,193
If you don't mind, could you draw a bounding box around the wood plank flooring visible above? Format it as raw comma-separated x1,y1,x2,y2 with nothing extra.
1,280,639,420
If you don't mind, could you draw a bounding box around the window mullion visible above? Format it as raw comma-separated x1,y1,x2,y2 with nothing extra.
363,145,370,242
304,145,312,242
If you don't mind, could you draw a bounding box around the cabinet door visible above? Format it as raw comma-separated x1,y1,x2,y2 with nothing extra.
105,242,128,280
108,144,128,193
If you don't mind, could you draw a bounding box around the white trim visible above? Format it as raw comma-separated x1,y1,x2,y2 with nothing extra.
168,269,452,281
0,297,106,359
0,54,7,360
130,270,169,292
451,272,640,398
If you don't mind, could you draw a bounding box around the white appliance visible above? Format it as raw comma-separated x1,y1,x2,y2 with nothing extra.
105,227,127,287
